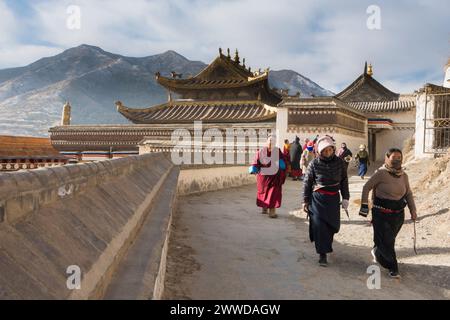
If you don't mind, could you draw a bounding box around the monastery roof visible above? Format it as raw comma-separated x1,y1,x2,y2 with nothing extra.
335,62,416,113
347,94,416,113
155,48,279,95
116,100,277,124
0,135,65,160
278,96,367,118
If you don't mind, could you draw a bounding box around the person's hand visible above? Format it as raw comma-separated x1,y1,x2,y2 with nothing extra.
359,204,369,217
303,202,309,214
342,199,349,210
411,212,417,221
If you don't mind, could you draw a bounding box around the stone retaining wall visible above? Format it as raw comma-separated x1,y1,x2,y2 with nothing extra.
0,153,177,299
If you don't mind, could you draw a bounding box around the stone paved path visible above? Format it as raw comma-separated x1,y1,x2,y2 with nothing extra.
164,174,449,299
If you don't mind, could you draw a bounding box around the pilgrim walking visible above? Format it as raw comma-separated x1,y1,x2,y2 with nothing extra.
249,134,287,218
359,148,417,278
289,136,303,180
303,136,350,266
337,142,353,172
355,144,370,179
300,141,315,175
283,139,292,175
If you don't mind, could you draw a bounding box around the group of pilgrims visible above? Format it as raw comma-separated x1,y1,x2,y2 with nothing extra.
283,135,371,181
249,134,417,279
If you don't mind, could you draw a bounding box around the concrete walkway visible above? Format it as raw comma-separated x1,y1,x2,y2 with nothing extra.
163,172,448,299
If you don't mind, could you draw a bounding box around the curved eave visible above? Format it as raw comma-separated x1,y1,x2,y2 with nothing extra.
117,100,277,124
347,100,416,113
278,96,367,119
156,73,269,91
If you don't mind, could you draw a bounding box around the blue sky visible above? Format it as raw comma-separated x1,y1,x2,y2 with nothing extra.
0,0,448,93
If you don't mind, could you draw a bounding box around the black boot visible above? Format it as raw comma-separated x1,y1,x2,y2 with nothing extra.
319,254,328,267
389,270,401,279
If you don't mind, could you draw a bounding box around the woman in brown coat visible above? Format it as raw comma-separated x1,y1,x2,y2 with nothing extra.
359,148,417,279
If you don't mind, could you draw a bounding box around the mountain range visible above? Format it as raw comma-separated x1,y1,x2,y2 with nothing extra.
0,44,333,137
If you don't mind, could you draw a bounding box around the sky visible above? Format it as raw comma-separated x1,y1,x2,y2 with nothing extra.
0,0,448,93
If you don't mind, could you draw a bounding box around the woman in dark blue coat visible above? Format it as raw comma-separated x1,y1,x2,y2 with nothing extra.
302,136,350,266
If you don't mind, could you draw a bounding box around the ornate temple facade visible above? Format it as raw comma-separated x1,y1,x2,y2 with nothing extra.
50,49,281,163
50,50,448,164
276,63,416,161
276,96,368,157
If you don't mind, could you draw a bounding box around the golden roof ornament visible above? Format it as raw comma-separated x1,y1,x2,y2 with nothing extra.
219,47,222,56
227,48,230,58
243,58,246,68
61,101,71,126
367,63,373,76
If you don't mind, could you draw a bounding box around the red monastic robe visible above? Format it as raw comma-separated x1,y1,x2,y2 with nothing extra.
251,147,287,209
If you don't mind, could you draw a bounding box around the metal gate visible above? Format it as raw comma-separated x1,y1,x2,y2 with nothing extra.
424,92,450,154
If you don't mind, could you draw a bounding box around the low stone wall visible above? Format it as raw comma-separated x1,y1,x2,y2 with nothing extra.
177,165,256,196
0,153,177,299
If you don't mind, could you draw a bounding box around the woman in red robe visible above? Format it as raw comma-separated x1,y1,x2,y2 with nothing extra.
249,135,287,218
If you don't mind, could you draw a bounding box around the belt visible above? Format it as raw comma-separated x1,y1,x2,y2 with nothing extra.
315,189,339,196
373,205,403,214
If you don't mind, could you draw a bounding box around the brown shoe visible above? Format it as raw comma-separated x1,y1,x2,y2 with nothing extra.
269,208,277,218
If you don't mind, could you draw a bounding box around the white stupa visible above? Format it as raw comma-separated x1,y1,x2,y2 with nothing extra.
444,58,450,88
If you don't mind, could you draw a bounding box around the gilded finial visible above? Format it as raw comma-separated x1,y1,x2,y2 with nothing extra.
61,101,71,126
227,48,230,58
243,58,246,68
234,49,240,63
219,47,222,56
364,61,368,75
248,66,251,72
367,63,373,76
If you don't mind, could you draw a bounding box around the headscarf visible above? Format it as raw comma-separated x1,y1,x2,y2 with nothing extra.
384,156,404,177
317,136,335,154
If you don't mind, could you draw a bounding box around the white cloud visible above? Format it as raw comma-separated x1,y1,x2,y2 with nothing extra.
0,0,448,93
0,1,63,68
0,1,18,44
0,45,63,68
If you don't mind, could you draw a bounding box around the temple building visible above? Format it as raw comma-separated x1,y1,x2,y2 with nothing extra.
337,63,416,161
0,135,68,171
50,48,281,162
277,62,416,161
276,96,368,155
49,49,449,163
